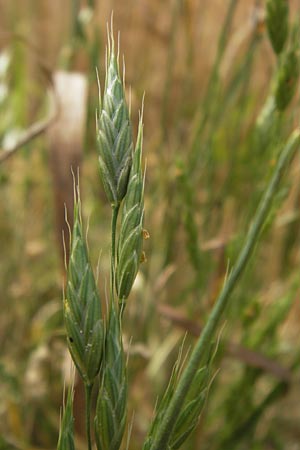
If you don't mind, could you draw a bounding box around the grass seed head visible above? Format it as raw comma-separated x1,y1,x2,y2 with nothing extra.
266,0,289,55
64,193,104,386
168,367,210,449
143,348,212,450
116,112,144,305
97,26,133,206
275,49,299,111
94,302,127,450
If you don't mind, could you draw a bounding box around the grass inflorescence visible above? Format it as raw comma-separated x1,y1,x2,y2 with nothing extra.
57,8,300,449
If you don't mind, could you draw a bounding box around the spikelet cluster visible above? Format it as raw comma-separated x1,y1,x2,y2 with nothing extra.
59,22,146,450
142,359,180,450
94,303,127,450
116,113,144,304
168,366,209,449
64,192,104,386
143,366,210,450
143,351,211,450
97,27,133,206
266,0,289,55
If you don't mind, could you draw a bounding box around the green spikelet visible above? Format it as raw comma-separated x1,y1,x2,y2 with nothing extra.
57,386,75,450
266,0,289,55
94,302,127,450
64,191,104,386
116,112,144,305
143,346,212,450
169,366,210,449
96,26,133,206
142,355,182,450
275,49,299,111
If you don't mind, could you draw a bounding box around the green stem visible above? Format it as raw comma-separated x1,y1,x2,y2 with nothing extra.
149,129,300,450
110,204,120,302
85,383,93,450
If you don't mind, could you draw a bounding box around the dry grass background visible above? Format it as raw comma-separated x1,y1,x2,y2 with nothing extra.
1,1,300,449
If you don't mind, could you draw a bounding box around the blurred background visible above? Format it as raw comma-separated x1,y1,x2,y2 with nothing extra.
1,0,300,449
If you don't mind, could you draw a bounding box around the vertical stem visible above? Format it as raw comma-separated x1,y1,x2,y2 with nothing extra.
110,204,120,302
149,130,300,450
85,383,93,450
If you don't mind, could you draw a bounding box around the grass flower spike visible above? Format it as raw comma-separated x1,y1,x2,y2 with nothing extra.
275,49,299,111
116,110,145,306
96,24,133,207
95,302,127,450
266,0,289,55
64,188,104,387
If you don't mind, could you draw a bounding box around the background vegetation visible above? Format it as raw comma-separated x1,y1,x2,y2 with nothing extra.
0,0,300,449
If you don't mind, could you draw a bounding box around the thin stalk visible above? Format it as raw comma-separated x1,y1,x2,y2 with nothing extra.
110,204,120,302
85,383,93,450
149,129,300,450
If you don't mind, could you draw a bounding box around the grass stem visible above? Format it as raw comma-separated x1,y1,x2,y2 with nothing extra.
85,383,93,450
149,129,300,450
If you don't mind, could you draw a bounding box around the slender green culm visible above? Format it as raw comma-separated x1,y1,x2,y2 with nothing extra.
57,386,75,450
94,302,127,450
266,0,289,55
116,110,145,307
147,129,300,450
96,21,133,207
64,188,104,387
